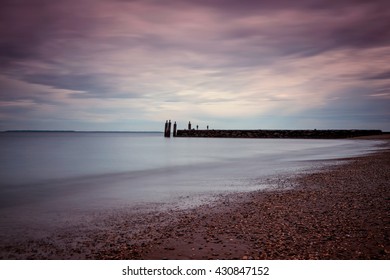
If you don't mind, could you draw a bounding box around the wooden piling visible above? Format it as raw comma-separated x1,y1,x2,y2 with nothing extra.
167,120,171,137
173,121,177,137
164,120,168,137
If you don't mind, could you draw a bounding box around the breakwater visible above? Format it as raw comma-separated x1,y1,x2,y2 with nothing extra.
175,129,382,139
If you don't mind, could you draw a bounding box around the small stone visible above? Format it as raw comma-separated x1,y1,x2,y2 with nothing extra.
164,247,175,251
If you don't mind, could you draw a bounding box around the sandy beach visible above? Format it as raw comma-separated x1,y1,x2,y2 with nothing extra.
124,139,390,260
1,137,389,260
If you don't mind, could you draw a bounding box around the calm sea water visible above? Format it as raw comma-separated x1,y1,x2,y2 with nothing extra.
0,132,384,239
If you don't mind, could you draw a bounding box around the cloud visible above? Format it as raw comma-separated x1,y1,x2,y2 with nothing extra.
0,0,389,130
365,70,390,80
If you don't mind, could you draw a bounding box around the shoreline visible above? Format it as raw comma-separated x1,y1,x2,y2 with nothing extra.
107,140,390,260
1,138,389,259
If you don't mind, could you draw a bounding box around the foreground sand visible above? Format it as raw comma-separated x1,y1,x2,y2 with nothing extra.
128,147,390,260
1,138,389,259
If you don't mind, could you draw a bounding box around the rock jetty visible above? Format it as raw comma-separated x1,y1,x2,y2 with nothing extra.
176,129,382,139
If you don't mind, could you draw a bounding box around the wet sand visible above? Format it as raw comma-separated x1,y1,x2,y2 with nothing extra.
1,137,389,259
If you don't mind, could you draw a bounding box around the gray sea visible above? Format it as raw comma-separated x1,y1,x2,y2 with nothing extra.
0,132,384,240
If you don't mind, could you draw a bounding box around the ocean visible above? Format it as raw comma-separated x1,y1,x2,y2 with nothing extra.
0,132,384,240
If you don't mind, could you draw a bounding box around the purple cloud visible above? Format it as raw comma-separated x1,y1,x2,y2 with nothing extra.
0,0,389,130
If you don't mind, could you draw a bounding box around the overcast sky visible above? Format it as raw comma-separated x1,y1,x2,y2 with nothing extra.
0,0,389,131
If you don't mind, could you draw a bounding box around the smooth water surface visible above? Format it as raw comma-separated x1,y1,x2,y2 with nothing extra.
0,132,384,239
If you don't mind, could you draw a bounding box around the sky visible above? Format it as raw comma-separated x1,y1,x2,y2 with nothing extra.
0,0,389,131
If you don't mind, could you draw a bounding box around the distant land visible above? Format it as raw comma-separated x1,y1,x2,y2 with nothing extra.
3,130,77,133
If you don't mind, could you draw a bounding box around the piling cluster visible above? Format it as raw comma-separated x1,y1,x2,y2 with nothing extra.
164,120,177,137
164,121,208,138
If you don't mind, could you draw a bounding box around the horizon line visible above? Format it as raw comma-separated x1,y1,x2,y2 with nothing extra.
1,130,164,133
2,129,388,133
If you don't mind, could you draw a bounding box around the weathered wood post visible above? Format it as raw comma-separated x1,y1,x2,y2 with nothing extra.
168,120,171,137
164,120,168,137
173,121,177,137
